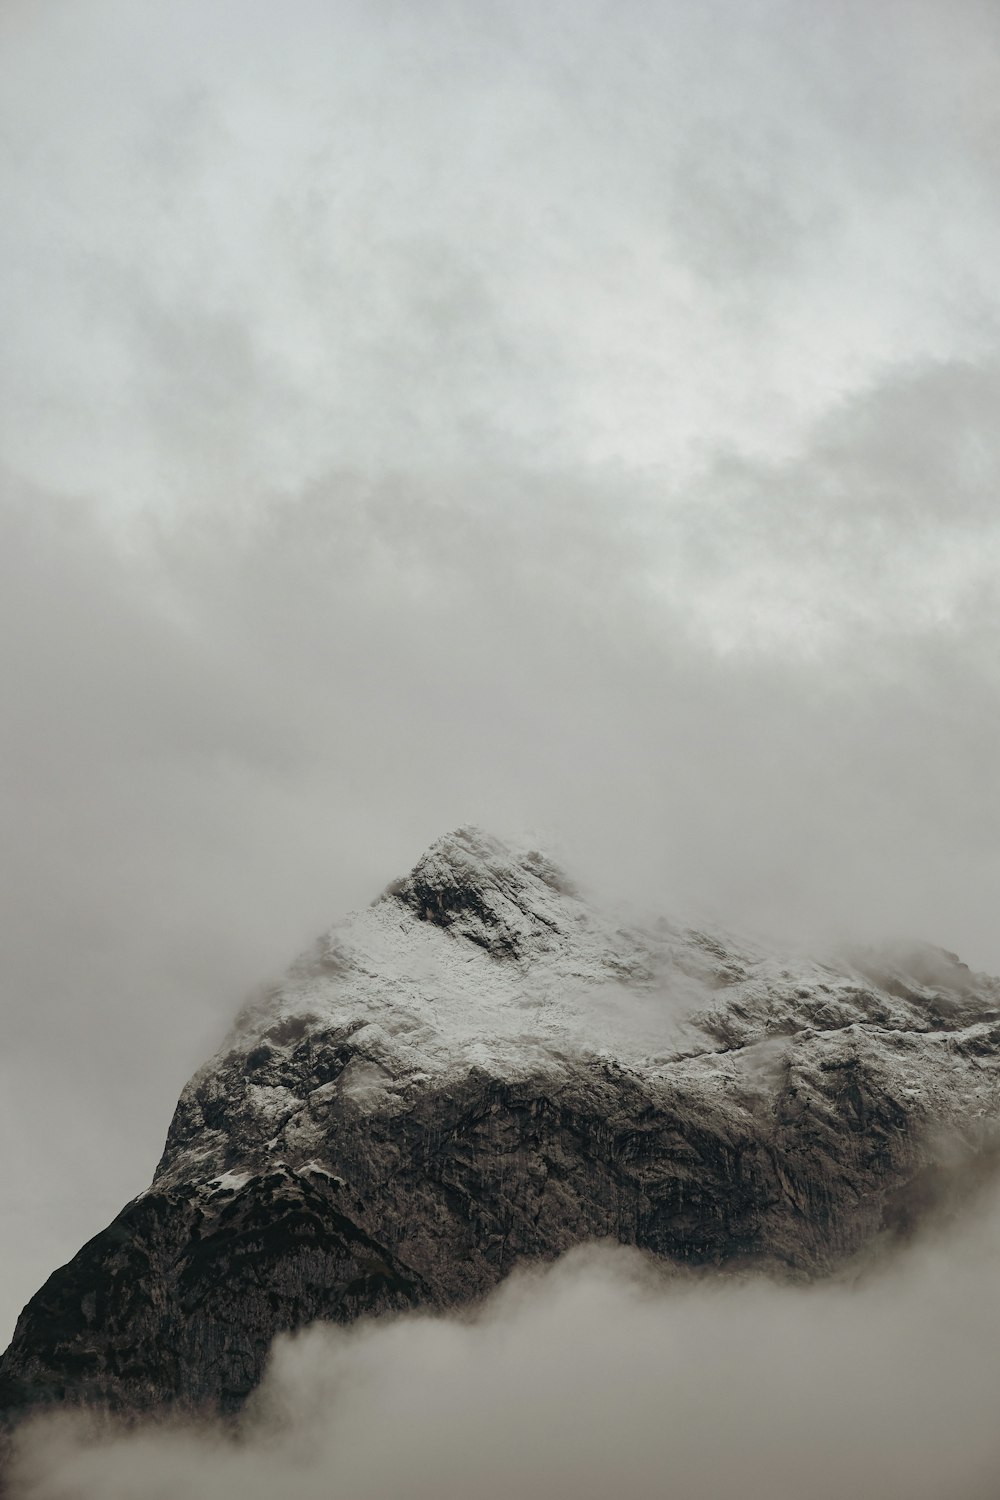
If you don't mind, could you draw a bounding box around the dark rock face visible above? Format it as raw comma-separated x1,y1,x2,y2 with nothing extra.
4,828,1000,1424
0,1174,421,1419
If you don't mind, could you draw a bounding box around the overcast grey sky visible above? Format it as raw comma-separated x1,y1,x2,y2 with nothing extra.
2,0,999,1346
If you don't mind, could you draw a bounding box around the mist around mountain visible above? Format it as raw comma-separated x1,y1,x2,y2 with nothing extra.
5,827,1000,1500
9,1198,1000,1500
4,2,1000,1495
4,0,1000,1356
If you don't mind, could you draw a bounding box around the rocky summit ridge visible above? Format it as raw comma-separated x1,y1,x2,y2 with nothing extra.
3,826,1000,1421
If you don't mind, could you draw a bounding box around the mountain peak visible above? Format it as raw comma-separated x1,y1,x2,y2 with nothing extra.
5,831,1000,1427
381,826,578,958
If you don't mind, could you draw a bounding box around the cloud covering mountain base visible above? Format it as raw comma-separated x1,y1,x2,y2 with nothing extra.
10,1206,1000,1500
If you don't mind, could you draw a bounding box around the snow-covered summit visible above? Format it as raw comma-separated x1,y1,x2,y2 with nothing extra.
6,829,1000,1422
155,828,1000,1196
381,825,580,957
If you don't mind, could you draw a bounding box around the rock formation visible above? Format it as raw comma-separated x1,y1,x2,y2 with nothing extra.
4,827,1000,1421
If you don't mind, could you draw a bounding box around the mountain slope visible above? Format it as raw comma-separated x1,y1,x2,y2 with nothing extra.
4,827,1000,1420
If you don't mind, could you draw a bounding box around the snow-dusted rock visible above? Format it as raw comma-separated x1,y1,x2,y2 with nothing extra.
4,828,1000,1419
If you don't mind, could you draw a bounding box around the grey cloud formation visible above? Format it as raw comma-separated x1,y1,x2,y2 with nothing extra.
2,423,998,1339
3,0,1000,509
12,1202,1000,1500
1,0,999,1377
663,358,1000,649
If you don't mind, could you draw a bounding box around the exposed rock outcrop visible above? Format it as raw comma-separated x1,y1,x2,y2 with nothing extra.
4,828,1000,1422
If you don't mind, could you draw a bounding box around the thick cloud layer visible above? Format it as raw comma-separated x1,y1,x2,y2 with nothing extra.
11,1201,1000,1500
3,0,1000,510
2,0,999,1352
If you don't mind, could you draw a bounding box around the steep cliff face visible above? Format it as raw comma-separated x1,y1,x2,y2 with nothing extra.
4,827,1000,1421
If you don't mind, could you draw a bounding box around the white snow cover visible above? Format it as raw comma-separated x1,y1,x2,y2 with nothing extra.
156,828,1000,1195
231,829,746,1078
217,828,991,1084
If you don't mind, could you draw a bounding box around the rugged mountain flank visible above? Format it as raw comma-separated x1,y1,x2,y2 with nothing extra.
4,827,1000,1421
